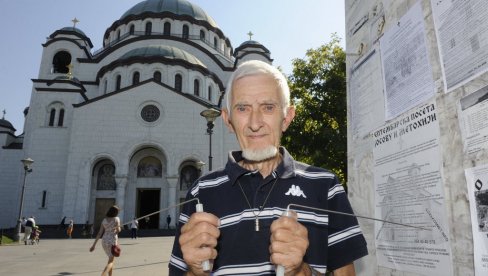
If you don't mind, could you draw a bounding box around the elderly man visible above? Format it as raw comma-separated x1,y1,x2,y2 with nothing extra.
169,60,367,275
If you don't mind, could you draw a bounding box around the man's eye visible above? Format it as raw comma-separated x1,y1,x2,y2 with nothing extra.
263,105,275,112
236,106,247,112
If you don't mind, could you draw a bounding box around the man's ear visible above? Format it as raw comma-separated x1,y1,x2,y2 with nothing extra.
282,106,296,132
222,108,235,133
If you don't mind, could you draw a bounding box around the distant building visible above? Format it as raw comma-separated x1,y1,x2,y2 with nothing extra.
0,0,273,229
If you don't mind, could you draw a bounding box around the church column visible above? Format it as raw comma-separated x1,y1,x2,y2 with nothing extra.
115,175,128,222
167,176,178,227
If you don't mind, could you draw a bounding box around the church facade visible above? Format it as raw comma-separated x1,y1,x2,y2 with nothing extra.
0,0,272,229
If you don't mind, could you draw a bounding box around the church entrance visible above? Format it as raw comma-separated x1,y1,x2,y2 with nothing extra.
137,188,160,229
94,198,115,232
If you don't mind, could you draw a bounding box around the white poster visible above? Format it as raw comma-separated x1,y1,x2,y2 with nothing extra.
458,85,488,155
431,0,488,92
350,47,385,140
464,165,488,275
379,2,435,120
373,101,453,275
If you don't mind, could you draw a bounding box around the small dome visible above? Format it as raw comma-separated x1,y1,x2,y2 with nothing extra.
238,40,262,47
60,27,87,37
0,118,16,132
120,45,205,67
121,0,218,28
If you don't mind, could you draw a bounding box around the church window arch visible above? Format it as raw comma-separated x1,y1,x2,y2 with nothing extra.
129,24,135,35
182,25,189,39
208,86,213,101
164,22,171,35
58,109,65,126
213,37,218,49
46,102,66,127
200,30,205,41
103,79,108,94
137,156,162,178
175,74,182,92
145,21,152,35
179,164,199,190
116,29,121,40
133,71,140,85
153,71,161,83
52,51,71,73
49,108,56,126
94,161,116,190
194,79,200,96
115,74,121,91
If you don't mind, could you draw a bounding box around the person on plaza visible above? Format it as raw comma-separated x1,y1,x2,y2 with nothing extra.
90,205,121,276
130,217,139,239
23,216,35,245
67,220,74,239
166,214,171,229
169,60,368,275
82,220,90,237
30,226,41,245
58,216,67,230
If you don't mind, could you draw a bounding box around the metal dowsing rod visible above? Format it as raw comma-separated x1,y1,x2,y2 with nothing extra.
121,197,211,272
276,203,431,276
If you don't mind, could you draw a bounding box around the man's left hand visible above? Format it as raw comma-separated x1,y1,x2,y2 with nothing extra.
269,211,309,275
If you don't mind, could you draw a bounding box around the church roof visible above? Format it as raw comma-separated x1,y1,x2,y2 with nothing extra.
60,27,87,37
120,0,218,28
0,118,16,132
49,26,94,48
120,45,205,67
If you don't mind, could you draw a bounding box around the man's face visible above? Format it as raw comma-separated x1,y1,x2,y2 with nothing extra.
222,74,295,161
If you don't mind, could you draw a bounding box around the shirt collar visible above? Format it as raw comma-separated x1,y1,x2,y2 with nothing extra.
225,146,296,185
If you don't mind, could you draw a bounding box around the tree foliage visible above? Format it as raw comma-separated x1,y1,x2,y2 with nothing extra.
282,34,347,184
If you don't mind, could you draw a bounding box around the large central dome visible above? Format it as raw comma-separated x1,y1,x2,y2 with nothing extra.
120,0,218,28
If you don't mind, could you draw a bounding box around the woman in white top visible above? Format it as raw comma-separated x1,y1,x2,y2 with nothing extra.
89,205,121,276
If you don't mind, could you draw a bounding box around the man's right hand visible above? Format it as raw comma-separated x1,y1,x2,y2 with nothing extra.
179,212,220,276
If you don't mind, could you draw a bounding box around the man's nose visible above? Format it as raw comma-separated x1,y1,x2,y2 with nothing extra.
249,108,263,131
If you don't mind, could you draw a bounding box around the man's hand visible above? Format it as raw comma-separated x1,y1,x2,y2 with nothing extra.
179,212,220,276
270,211,309,275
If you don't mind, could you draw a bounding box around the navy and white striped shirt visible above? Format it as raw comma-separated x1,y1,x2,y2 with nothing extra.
169,147,368,275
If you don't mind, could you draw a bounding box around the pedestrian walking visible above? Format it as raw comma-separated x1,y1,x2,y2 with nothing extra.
89,205,121,276
130,217,139,239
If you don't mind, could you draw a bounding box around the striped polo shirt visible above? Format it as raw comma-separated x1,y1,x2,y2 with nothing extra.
169,147,368,275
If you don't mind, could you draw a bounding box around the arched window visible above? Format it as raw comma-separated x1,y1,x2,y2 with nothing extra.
96,163,116,190
58,109,65,126
52,51,71,73
103,79,108,94
208,86,212,101
175,74,182,92
153,71,161,82
129,24,135,35
164,22,171,35
115,75,121,91
180,165,199,190
182,25,189,39
213,37,218,49
137,156,162,177
49,109,56,126
194,79,200,96
145,22,152,35
116,30,120,40
133,71,140,85
200,30,205,41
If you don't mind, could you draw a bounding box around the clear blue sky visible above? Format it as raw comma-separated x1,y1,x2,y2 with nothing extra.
0,0,345,135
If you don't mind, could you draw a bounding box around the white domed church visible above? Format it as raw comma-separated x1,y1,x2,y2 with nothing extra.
0,0,273,230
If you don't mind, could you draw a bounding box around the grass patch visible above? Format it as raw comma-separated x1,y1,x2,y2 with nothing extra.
1,235,15,245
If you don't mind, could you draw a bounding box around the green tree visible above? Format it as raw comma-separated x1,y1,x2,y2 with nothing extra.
282,34,347,184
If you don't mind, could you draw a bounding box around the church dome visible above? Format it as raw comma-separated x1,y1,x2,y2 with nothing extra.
0,118,16,132
120,45,205,67
60,27,87,37
120,0,218,28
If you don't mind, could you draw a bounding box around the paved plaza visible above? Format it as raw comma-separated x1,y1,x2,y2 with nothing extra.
0,236,175,275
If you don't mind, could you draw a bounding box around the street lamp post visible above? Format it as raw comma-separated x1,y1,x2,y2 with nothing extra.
15,157,34,242
200,108,221,171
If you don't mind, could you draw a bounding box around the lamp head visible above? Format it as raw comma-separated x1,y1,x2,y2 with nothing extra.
21,158,34,172
200,108,221,123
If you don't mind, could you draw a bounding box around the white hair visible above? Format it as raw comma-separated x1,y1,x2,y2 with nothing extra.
225,60,290,116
